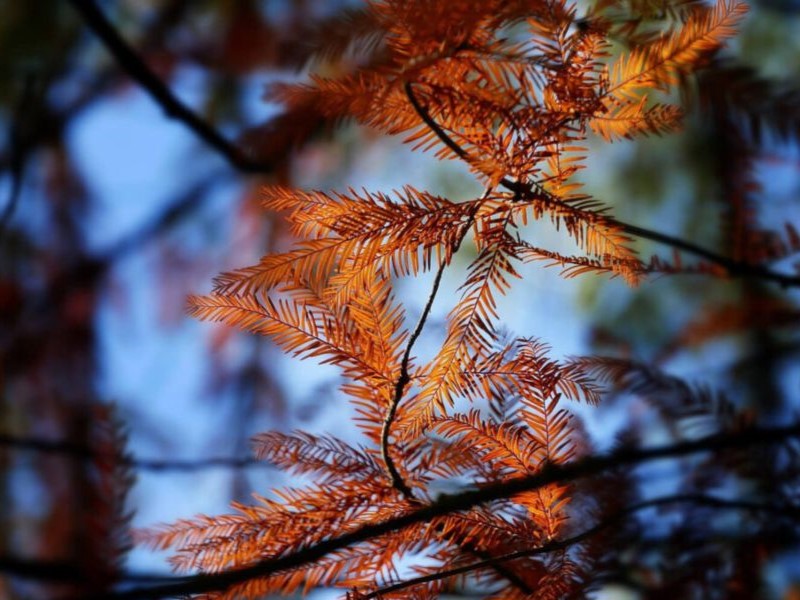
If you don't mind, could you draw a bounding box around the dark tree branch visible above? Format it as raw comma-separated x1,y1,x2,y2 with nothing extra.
4,495,795,593
100,422,800,600
404,82,800,289
0,75,39,243
0,556,177,585
67,0,276,175
0,555,86,584
363,493,800,598
377,188,533,594
0,0,191,178
380,194,486,499
0,434,269,472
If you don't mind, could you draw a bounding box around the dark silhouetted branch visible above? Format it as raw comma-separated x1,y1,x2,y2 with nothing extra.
0,555,84,584
100,422,800,599
5,495,794,594
0,555,180,585
381,194,486,500
0,434,268,472
363,493,800,598
67,0,276,175
404,82,800,289
0,75,39,242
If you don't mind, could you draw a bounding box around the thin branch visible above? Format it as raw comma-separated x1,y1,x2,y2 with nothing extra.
0,556,82,584
0,556,177,585
5,496,794,591
379,254,444,499
0,434,269,472
380,194,486,499
404,83,800,289
67,0,275,175
104,422,800,600
363,493,800,598
0,74,38,244
376,192,536,595
129,457,267,472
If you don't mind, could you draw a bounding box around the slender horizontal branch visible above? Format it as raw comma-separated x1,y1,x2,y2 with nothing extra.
104,422,800,599
7,495,786,593
0,555,84,584
0,556,177,585
0,434,268,472
404,83,800,289
67,0,275,175
364,493,800,598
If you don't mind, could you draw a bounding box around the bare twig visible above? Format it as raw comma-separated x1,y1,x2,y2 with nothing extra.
0,75,38,243
380,194,486,499
67,0,275,175
404,83,800,289
375,191,536,595
0,434,268,472
0,556,177,585
101,422,800,599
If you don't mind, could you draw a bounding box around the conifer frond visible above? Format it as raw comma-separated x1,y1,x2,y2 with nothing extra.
604,0,747,101
251,431,383,482
464,339,603,408
263,186,461,241
403,237,521,433
273,71,419,135
411,437,500,483
80,405,134,594
588,0,707,46
516,418,575,537
153,0,765,597
741,222,800,263
212,239,350,296
509,192,642,284
589,98,684,141
285,7,385,69
343,380,396,444
695,60,800,143
520,391,578,466
517,242,648,280
346,274,408,378
139,481,421,600
217,186,474,302
432,411,540,477
571,356,742,433
671,296,800,359
187,294,389,384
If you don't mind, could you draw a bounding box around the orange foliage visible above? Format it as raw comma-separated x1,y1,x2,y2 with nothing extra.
134,0,776,598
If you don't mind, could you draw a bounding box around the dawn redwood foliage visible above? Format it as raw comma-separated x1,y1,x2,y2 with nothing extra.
135,0,800,598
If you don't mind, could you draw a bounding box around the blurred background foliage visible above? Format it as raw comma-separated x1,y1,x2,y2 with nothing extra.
0,0,799,598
